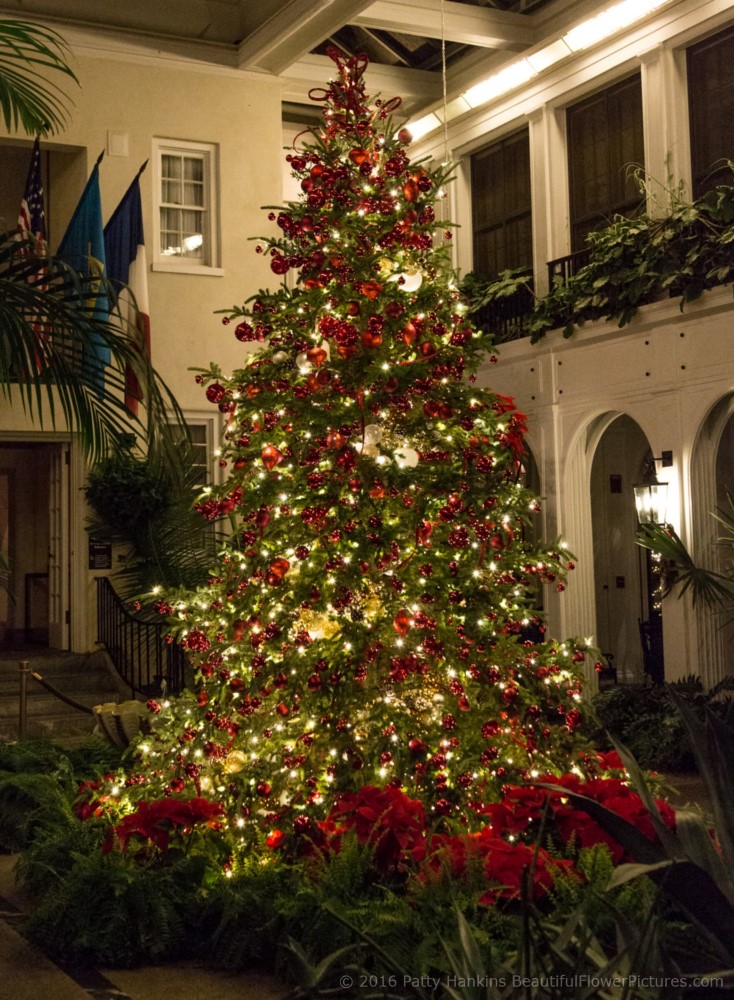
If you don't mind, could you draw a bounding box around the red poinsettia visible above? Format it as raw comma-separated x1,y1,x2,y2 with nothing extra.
108,797,224,854
329,785,425,872
74,775,117,822
417,827,574,904
487,771,677,864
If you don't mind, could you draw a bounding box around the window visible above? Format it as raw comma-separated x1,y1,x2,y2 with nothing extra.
186,423,213,489
471,129,532,281
168,420,215,489
567,75,645,253
688,25,734,199
153,139,221,273
168,419,217,554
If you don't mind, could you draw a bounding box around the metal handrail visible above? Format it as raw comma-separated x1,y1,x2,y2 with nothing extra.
547,248,592,285
96,577,188,696
470,272,535,343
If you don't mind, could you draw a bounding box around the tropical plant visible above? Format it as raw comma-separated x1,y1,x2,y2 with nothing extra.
543,700,734,974
0,19,77,135
83,441,217,594
636,520,734,609
585,677,710,771
0,21,190,465
0,233,188,464
466,170,734,345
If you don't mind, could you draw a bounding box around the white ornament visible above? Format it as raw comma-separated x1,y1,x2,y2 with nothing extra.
390,268,423,293
295,352,312,373
363,424,383,446
394,446,419,468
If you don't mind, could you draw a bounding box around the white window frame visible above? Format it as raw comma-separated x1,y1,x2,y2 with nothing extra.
152,138,222,275
168,415,220,489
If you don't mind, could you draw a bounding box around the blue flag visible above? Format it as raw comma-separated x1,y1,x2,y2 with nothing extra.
104,171,150,415
57,160,109,387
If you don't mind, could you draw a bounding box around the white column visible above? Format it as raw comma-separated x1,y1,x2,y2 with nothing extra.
639,44,693,213
527,105,569,295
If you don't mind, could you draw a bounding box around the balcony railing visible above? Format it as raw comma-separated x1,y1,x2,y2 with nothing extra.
469,273,535,343
96,576,188,696
547,248,591,286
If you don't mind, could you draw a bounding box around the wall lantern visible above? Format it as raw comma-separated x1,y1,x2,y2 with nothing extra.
633,481,669,525
633,451,673,525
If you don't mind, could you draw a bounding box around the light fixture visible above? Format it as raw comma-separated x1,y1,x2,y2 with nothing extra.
633,481,669,525
403,0,673,142
405,112,441,142
525,39,573,73
563,0,668,52
463,59,536,110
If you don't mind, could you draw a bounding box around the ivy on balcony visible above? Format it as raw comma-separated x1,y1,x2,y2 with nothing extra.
466,173,734,345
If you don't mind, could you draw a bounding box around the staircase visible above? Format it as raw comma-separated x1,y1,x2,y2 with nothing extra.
0,648,129,742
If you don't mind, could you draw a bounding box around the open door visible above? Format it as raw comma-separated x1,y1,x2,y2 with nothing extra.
48,444,70,649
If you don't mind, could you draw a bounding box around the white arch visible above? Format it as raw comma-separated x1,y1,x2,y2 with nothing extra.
689,392,734,689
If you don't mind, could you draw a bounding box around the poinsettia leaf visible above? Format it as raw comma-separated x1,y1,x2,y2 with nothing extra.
609,737,684,857
535,783,665,863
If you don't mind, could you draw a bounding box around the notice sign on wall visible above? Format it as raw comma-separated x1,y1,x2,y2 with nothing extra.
88,539,112,570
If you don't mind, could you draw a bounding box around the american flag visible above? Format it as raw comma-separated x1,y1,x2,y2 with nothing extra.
17,137,46,244
17,138,49,367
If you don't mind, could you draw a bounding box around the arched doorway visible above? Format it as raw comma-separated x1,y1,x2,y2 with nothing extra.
590,414,655,683
690,394,734,688
715,415,734,664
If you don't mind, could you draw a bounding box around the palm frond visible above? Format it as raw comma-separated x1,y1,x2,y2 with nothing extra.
0,233,187,466
636,522,734,609
0,19,77,135
84,443,220,595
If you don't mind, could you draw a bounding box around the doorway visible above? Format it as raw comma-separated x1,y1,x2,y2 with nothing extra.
590,415,653,682
0,441,70,650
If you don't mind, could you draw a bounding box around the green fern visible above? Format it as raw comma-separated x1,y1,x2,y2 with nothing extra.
25,849,204,965
0,772,73,850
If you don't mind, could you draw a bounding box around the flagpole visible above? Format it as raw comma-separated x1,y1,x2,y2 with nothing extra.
95,149,105,167
135,159,148,180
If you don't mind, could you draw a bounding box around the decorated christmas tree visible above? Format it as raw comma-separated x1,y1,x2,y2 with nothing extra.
122,49,586,846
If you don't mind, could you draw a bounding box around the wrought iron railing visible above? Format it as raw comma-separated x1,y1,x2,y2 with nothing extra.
470,273,535,343
96,577,188,696
547,248,591,286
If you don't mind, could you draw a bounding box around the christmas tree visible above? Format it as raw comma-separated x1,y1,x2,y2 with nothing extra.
128,49,585,845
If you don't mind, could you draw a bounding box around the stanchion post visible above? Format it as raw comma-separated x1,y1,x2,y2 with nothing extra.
19,660,30,739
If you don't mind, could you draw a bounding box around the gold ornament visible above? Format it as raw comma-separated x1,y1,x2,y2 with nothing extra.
294,607,342,640
223,750,248,774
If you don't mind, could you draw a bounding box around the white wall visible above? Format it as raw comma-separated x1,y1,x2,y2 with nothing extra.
477,285,734,686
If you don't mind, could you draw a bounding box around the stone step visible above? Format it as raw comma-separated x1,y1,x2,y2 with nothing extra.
0,648,132,743
0,712,99,742
0,688,113,717
0,670,124,696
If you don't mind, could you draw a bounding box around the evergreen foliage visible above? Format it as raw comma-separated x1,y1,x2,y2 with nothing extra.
107,48,587,846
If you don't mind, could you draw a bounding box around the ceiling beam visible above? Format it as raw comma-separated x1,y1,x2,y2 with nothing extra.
237,0,375,73
279,53,442,114
353,0,536,50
